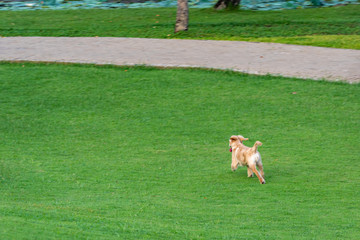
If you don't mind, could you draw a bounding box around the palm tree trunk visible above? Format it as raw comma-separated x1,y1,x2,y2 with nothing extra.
175,0,189,33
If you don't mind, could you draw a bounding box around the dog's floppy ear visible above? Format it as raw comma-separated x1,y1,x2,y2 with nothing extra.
238,135,249,142
230,136,238,142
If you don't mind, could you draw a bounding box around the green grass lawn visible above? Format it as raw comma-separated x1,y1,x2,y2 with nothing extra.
1,62,359,239
1,5,360,49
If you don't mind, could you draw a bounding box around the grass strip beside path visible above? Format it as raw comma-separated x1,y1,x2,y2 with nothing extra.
1,5,359,49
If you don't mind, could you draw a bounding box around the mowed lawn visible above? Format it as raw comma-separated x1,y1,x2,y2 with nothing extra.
0,62,359,239
1,5,360,49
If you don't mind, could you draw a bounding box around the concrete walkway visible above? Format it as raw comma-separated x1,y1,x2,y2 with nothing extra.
1,37,359,83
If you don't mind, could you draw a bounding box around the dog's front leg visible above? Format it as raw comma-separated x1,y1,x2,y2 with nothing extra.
231,151,238,171
247,167,254,177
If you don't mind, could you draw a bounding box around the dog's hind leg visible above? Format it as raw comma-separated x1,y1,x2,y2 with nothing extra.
247,167,254,177
249,164,265,184
257,162,265,178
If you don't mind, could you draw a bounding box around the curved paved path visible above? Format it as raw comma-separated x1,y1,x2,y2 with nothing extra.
1,37,359,83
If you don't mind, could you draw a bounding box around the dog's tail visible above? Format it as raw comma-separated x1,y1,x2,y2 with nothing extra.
251,141,262,153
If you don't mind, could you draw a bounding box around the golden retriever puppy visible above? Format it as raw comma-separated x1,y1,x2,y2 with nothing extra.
229,135,265,184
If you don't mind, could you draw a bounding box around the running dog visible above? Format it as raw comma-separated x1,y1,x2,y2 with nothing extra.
229,135,265,184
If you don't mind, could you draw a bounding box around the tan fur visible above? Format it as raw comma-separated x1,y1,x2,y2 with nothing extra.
229,135,265,184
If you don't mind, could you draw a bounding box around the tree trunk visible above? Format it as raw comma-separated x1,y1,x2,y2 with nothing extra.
214,0,240,10
175,0,189,33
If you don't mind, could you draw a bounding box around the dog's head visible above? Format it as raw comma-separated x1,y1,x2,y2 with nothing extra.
229,135,248,152
229,135,249,145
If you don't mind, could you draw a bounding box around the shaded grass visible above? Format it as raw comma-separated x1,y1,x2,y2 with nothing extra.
0,5,360,49
0,62,359,239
